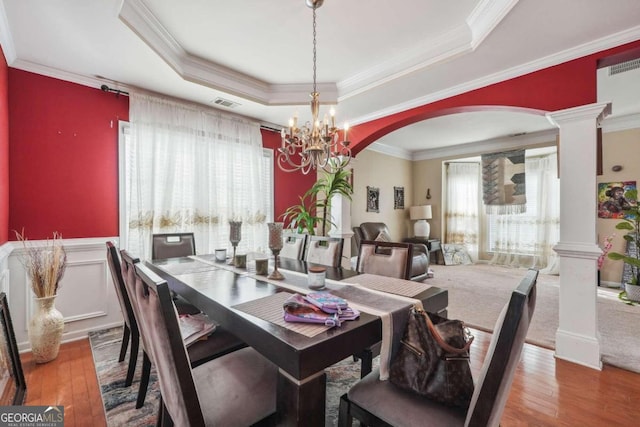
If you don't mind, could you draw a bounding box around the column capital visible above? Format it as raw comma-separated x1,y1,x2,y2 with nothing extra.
546,102,612,127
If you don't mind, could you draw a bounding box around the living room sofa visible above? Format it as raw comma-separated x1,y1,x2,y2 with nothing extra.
352,222,430,282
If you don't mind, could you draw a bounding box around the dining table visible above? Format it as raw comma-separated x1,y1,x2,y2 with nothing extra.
147,254,448,426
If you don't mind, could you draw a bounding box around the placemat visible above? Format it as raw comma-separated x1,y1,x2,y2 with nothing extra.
232,292,334,338
341,273,431,297
154,258,218,276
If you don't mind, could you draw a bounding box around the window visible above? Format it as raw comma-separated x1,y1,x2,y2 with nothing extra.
118,118,274,259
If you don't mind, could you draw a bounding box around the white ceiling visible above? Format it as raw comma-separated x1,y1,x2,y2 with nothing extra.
1,0,639,157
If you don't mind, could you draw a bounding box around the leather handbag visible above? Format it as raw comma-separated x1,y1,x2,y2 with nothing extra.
389,307,475,408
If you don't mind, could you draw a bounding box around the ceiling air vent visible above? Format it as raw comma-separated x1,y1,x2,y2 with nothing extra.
609,58,640,76
212,97,240,108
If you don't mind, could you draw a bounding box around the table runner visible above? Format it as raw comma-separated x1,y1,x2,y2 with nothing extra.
341,273,432,298
161,256,425,380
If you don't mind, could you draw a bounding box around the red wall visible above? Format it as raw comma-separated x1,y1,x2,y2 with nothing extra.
8,70,129,239
0,47,8,244
261,128,317,223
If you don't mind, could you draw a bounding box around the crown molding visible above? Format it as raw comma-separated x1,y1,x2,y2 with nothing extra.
467,0,520,49
0,0,16,63
119,0,335,106
351,25,640,126
364,141,413,161
338,24,473,100
119,0,508,107
600,112,640,133
410,128,558,161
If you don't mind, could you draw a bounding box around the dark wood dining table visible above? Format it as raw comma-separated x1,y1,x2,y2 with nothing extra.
147,255,448,426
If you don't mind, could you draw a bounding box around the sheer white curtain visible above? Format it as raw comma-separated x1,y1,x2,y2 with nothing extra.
445,162,480,261
122,91,272,259
489,153,560,273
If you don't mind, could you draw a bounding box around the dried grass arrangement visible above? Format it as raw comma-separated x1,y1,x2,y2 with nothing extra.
15,230,67,298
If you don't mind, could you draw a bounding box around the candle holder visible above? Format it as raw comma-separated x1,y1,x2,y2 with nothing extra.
229,220,242,265
267,222,284,280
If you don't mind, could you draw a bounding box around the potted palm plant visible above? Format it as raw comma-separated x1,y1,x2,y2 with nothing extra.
607,205,640,303
281,164,353,236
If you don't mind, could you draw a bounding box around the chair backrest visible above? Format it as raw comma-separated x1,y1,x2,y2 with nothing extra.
279,232,308,260
304,235,344,267
152,232,196,260
352,222,392,256
356,240,413,280
106,241,137,332
465,268,538,427
133,263,205,426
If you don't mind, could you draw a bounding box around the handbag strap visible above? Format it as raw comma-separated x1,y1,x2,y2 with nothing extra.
419,309,474,354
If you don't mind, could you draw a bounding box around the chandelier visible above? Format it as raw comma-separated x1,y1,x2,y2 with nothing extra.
278,0,351,174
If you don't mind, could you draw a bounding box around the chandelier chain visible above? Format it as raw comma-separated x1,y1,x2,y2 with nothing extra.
312,6,317,94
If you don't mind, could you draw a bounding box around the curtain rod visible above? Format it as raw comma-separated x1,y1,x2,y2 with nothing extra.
100,84,129,97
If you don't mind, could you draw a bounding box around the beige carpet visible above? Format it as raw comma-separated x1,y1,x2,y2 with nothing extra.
428,263,640,373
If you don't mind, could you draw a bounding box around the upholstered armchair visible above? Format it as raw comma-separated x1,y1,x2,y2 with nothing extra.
352,222,429,282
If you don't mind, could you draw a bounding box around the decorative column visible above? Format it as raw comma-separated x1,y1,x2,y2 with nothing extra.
328,193,354,269
546,102,611,370
328,158,355,269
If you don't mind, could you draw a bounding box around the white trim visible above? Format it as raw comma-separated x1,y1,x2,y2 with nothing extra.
553,242,602,260
600,112,640,133
364,141,413,161
555,329,603,371
467,0,520,49
0,0,16,64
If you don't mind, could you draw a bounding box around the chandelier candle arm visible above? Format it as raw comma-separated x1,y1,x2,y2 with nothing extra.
277,0,351,174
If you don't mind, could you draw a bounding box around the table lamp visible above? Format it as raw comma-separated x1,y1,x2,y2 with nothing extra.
409,205,432,239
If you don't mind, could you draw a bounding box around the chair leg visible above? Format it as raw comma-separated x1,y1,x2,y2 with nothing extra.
118,323,130,363
136,351,152,409
124,330,139,387
338,394,353,427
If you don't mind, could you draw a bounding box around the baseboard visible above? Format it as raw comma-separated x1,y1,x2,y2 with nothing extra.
555,329,602,370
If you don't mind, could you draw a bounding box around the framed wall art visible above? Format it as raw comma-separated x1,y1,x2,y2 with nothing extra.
394,187,404,209
0,293,26,405
367,186,380,213
598,181,637,219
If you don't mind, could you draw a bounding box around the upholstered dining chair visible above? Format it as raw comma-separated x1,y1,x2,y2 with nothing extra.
118,248,246,409
105,241,140,388
305,235,344,267
338,268,538,427
151,232,196,260
132,262,278,426
279,232,308,260
356,240,413,280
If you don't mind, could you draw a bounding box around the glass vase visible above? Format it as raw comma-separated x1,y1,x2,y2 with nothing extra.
267,222,284,280
28,295,64,363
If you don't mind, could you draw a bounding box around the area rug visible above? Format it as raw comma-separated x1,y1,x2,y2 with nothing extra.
428,263,640,373
89,327,373,427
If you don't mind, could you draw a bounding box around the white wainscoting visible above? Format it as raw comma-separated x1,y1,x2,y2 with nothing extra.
6,237,124,352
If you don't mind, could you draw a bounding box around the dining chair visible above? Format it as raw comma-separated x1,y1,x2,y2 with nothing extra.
132,262,278,426
106,241,141,388
356,240,413,280
279,232,308,260
119,248,246,409
305,235,344,267
151,232,196,260
338,268,538,427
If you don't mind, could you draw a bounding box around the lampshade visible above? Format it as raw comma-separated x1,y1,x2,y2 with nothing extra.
410,205,432,220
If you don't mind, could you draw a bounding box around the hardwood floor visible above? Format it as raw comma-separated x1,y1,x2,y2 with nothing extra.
19,330,640,426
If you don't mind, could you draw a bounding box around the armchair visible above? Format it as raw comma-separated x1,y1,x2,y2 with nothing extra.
353,222,429,281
